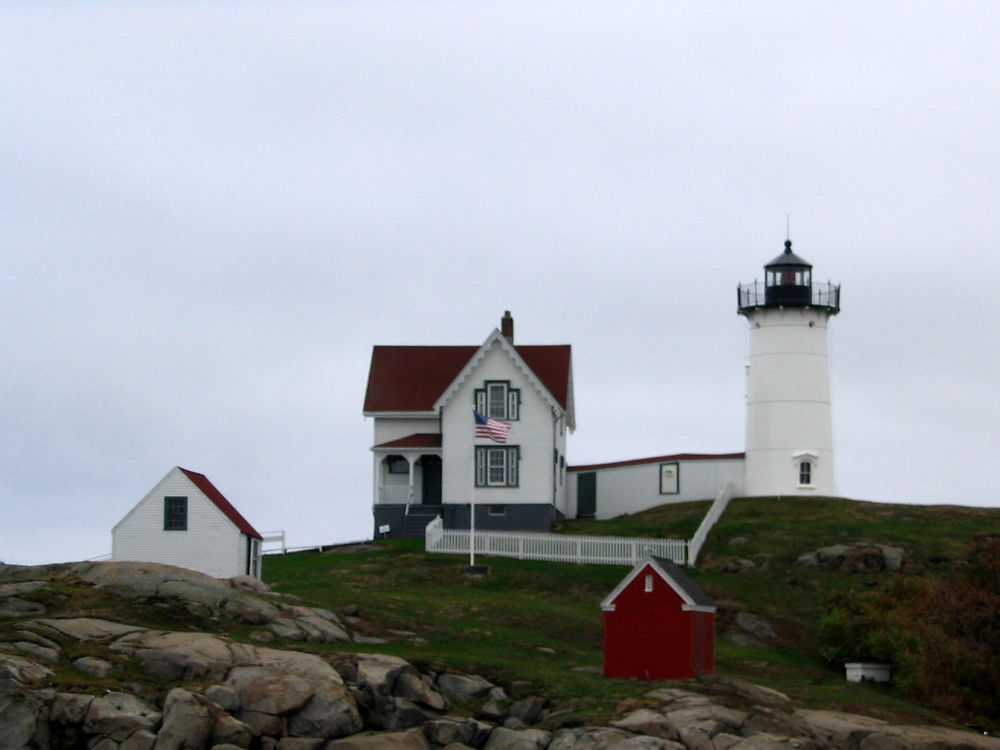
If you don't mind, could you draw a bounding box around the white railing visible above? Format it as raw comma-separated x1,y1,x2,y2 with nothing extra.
424,516,688,566
379,485,410,503
260,530,287,554
687,481,734,565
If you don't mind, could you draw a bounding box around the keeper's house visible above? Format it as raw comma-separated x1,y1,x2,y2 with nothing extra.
363,312,574,539
112,467,263,579
602,555,716,680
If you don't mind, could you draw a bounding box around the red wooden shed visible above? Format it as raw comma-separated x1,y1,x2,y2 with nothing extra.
602,556,716,680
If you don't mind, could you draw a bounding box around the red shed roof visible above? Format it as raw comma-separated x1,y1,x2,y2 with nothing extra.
602,556,716,611
363,344,572,413
179,467,262,540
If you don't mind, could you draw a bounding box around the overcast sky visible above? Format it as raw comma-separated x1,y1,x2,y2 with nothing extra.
3,2,998,566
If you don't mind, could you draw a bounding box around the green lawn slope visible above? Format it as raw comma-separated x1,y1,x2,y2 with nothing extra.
262,496,1000,728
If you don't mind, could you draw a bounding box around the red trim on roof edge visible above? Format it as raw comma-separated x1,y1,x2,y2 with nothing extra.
375,433,443,449
178,468,262,539
568,452,745,472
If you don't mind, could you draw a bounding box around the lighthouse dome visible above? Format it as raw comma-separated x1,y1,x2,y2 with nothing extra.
765,239,812,269
763,239,812,306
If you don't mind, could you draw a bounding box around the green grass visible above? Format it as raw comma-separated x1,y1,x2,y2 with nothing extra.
262,497,1000,726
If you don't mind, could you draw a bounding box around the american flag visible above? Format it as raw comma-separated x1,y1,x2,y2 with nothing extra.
474,410,511,443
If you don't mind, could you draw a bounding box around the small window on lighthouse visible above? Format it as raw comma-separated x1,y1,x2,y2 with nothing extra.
799,460,813,486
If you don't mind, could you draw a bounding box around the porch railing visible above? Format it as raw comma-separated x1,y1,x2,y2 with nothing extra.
378,485,411,503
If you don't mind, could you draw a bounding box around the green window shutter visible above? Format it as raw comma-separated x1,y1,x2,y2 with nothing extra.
475,448,486,487
508,389,519,420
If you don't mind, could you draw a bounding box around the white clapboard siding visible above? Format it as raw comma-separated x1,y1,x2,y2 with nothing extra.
112,467,255,579
441,342,562,506
566,456,744,520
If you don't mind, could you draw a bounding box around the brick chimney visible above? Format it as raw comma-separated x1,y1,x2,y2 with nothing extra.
501,310,514,343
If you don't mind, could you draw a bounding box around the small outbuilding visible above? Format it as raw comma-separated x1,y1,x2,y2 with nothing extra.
602,556,716,680
112,467,263,579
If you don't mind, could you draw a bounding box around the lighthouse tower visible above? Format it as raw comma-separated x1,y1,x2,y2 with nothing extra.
737,240,841,497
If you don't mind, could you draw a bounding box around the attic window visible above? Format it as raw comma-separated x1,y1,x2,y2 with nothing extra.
475,381,520,420
644,574,654,593
164,496,187,531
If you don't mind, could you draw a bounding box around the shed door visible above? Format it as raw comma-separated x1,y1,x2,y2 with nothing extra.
577,472,596,518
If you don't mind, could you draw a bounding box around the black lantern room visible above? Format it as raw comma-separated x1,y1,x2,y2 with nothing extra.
738,240,840,315
764,240,812,306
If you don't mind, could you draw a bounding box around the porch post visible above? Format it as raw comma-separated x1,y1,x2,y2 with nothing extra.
406,456,415,515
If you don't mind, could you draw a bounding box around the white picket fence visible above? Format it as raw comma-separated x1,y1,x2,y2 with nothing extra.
424,481,735,567
425,517,688,565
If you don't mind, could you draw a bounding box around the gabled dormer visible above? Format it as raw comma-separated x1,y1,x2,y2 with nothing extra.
433,327,574,431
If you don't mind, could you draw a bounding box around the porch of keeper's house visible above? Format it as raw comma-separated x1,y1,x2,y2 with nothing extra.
372,433,443,538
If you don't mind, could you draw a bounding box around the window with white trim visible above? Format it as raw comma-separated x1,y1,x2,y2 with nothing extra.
475,446,519,487
644,574,654,593
474,381,520,420
799,460,812,486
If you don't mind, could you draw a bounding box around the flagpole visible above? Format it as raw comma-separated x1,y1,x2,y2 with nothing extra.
469,410,508,577
470,438,476,567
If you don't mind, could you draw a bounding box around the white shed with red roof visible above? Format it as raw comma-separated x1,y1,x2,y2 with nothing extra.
112,467,263,579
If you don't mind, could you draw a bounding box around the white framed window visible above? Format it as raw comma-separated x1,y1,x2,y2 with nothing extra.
659,462,679,495
644,574,654,593
475,381,520,420
799,460,812,486
475,446,519,487
793,451,818,488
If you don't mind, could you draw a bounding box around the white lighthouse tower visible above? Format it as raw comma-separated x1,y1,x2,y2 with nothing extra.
737,240,841,497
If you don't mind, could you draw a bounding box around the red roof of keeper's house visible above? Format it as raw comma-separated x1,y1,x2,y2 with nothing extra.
375,433,443,449
179,468,263,540
363,344,573,413
568,452,745,472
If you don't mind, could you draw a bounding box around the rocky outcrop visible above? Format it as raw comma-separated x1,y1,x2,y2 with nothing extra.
794,545,905,573
3,562,999,750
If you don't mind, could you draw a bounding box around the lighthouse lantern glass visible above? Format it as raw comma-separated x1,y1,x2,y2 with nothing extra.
767,268,811,287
